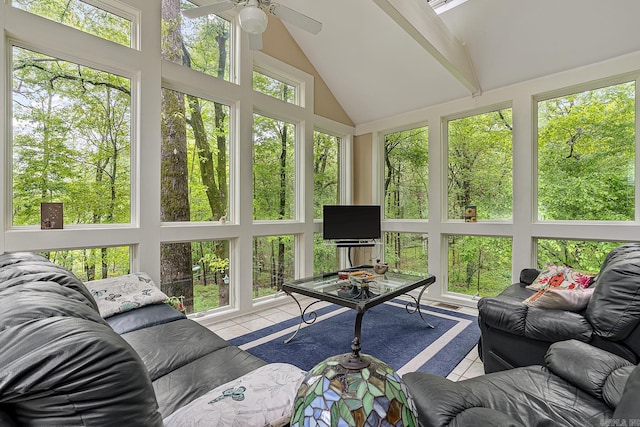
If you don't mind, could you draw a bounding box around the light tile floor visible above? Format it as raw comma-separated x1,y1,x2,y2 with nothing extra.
204,295,483,381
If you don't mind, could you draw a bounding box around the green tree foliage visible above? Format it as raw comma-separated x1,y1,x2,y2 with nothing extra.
313,131,340,218
384,232,428,276
536,239,624,273
253,235,295,296
448,236,512,297
313,131,340,274
13,0,131,46
252,114,295,220
384,127,429,220
448,109,513,220
13,47,131,227
253,71,296,103
446,110,513,296
538,82,635,221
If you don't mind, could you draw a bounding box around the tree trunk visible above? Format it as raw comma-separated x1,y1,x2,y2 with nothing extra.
160,0,193,311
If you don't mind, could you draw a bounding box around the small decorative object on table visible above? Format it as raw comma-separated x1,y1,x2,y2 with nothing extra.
374,259,388,275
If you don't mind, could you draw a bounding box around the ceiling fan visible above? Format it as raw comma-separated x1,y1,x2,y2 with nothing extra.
183,0,322,50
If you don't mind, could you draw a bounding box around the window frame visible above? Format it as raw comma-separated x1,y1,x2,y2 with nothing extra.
9,39,139,230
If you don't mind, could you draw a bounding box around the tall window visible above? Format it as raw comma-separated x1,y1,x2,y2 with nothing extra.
384,126,429,219
537,82,635,221
160,89,230,223
313,131,340,274
12,46,131,226
13,0,132,47
253,114,296,221
447,109,512,220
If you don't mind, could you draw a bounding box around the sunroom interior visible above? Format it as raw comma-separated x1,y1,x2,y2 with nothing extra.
2,0,640,323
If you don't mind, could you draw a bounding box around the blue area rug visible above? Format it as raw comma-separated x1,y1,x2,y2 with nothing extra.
229,299,480,377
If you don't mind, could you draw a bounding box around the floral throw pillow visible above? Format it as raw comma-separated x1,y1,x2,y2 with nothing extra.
526,263,594,291
523,287,595,311
84,273,168,318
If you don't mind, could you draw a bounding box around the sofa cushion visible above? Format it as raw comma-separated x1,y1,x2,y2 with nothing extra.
163,363,306,427
526,263,594,291
107,303,186,334
85,272,169,318
523,287,594,311
121,318,266,417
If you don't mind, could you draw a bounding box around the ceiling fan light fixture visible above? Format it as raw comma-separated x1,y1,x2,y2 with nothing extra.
239,1,268,35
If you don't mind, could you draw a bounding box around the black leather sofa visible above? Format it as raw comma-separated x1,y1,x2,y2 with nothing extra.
0,252,268,425
403,339,640,427
478,243,640,373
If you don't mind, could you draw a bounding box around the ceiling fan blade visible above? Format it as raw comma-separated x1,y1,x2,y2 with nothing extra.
182,0,237,19
269,4,322,34
248,32,263,50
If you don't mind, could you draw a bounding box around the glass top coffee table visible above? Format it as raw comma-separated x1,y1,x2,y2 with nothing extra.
281,267,436,360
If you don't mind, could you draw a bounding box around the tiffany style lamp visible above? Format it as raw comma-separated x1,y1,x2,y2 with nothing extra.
290,339,418,426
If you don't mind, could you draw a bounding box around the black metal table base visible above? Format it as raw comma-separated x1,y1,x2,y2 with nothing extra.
283,281,434,345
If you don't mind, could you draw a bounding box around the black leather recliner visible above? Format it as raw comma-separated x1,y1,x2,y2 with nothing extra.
477,243,640,373
403,339,640,427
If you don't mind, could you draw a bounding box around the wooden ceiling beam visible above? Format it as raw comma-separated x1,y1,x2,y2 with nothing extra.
372,0,481,96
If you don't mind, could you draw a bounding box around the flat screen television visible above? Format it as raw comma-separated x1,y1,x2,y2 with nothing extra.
322,205,381,243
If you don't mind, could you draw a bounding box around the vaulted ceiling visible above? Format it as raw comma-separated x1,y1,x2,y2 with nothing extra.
274,0,640,126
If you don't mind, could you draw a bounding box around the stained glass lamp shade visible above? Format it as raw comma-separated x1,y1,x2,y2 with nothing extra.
290,352,418,427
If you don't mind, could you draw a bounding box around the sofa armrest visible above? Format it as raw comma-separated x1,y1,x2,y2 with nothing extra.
545,340,633,402
403,373,468,427
519,268,540,286
478,298,592,342
403,373,524,427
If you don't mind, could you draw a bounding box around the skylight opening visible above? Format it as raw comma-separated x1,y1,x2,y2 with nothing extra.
428,0,469,14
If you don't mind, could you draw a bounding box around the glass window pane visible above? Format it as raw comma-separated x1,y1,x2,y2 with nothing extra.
38,246,131,281
253,70,297,103
161,88,230,223
537,82,635,221
314,233,339,275
162,0,232,81
253,235,295,298
447,109,513,220
160,240,231,315
12,0,132,47
383,232,429,276
12,47,131,226
384,126,428,219
536,239,626,272
253,114,295,221
314,131,340,219
447,235,512,297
